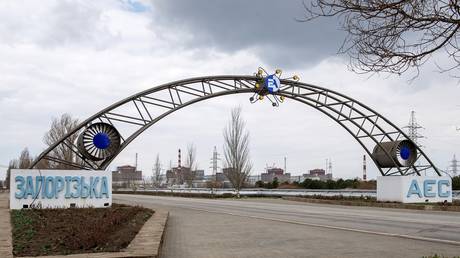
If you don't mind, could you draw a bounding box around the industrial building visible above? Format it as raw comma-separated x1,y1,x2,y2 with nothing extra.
166,167,206,187
112,165,143,187
303,169,333,181
260,167,291,183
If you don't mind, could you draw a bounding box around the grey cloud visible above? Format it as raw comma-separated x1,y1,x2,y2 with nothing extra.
0,1,118,49
150,0,345,68
43,1,116,48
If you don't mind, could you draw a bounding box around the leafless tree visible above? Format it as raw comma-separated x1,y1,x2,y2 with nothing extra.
303,0,460,76
6,148,34,189
5,159,17,190
222,107,252,198
184,144,197,187
43,113,81,169
18,148,33,169
153,154,162,187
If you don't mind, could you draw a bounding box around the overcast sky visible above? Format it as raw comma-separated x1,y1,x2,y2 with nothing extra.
0,0,459,180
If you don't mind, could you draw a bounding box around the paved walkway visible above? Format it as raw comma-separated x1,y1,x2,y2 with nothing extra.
0,193,12,258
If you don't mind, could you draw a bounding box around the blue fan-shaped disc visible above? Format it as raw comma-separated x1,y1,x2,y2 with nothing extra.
93,132,111,149
400,146,411,160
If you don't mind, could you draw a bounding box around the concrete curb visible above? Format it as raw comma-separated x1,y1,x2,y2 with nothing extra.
283,197,460,212
123,209,169,258
18,209,169,258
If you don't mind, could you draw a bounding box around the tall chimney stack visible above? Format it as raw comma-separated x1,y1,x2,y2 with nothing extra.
178,149,181,169
284,156,287,174
363,155,367,181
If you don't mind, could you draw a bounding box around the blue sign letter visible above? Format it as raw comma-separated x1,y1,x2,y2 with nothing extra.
44,176,55,199
100,176,109,198
423,179,436,197
438,180,451,198
24,176,35,199
407,179,422,198
71,176,81,198
80,176,90,198
90,176,99,199
54,176,64,199
15,176,25,199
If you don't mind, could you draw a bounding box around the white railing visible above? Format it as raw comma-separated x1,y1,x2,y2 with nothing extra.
115,188,460,200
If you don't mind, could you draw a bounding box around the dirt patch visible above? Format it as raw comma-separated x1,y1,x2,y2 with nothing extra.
11,204,153,257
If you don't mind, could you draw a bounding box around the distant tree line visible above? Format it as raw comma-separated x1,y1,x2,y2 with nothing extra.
257,176,460,190
453,176,460,191
256,178,376,190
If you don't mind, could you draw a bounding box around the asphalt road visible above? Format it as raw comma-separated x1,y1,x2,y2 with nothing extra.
114,194,460,258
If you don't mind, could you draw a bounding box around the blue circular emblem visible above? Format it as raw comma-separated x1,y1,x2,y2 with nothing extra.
400,146,411,160
264,74,281,93
93,132,111,149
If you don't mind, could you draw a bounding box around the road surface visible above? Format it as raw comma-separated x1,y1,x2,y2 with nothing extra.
114,194,460,258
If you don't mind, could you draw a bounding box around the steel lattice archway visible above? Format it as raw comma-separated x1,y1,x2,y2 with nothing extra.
30,75,440,176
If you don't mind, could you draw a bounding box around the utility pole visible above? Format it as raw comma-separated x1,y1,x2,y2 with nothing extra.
325,158,332,175
328,158,332,176
209,146,221,181
403,111,424,147
209,146,221,191
178,149,181,184
403,111,425,175
449,154,459,177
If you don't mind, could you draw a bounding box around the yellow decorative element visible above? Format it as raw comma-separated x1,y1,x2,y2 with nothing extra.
257,68,264,76
259,95,264,100
280,96,285,101
293,75,300,81
255,83,260,89
275,69,282,74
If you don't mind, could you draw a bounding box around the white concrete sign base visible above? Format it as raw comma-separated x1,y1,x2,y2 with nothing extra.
10,169,112,209
377,176,452,203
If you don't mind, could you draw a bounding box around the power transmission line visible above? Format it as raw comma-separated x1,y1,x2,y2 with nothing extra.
449,154,459,177
209,146,220,176
403,110,425,147
403,111,425,175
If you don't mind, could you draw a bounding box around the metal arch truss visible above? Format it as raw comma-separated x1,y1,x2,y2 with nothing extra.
30,75,441,176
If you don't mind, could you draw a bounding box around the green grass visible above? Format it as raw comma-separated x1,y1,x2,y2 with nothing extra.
11,210,36,253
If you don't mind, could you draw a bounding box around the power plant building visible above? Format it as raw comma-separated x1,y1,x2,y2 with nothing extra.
112,165,143,187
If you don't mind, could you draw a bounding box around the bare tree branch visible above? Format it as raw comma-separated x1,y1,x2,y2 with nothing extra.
184,144,197,187
18,148,33,169
6,148,33,189
43,113,81,169
302,0,460,76
153,154,162,187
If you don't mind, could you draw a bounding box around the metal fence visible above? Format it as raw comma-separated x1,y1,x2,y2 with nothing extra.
117,188,460,200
